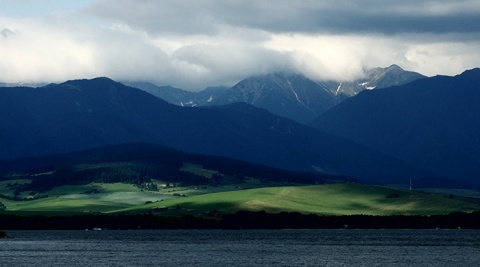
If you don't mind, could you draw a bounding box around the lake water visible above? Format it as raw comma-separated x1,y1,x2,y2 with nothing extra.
1,229,479,266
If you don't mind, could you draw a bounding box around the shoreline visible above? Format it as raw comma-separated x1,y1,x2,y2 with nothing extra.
1,210,479,230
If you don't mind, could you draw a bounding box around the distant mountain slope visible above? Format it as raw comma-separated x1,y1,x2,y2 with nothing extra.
312,68,480,187
122,81,227,107
211,67,424,123
333,64,426,97
210,73,339,123
0,77,421,185
126,73,340,124
124,66,424,124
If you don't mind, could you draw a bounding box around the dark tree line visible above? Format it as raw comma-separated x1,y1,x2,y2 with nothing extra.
1,211,480,230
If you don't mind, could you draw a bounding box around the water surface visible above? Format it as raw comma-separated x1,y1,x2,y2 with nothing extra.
1,230,479,266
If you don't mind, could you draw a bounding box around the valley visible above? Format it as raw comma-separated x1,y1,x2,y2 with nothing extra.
1,146,479,217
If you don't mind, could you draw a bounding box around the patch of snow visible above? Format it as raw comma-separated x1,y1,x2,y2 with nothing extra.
335,83,343,95
186,101,197,107
359,82,369,86
207,95,213,102
366,86,376,90
287,80,302,103
287,79,314,112
316,82,332,93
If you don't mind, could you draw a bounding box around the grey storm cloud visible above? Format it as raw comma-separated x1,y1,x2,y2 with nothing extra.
87,0,480,36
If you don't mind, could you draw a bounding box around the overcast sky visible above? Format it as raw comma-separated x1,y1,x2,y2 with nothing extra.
1,0,480,90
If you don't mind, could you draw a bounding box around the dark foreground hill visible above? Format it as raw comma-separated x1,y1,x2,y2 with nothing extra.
0,143,331,192
0,77,422,184
312,69,480,187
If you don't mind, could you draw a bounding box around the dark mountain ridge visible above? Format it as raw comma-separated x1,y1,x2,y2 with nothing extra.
0,78,179,158
312,68,480,187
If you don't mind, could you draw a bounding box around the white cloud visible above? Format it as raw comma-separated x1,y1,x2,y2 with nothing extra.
405,41,480,76
0,17,97,83
0,0,479,90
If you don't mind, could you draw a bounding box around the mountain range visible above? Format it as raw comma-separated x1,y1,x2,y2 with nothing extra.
127,65,425,124
0,77,419,185
1,66,478,188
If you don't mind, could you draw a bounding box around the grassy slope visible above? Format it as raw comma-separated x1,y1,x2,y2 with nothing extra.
112,183,480,216
1,183,174,216
1,182,479,216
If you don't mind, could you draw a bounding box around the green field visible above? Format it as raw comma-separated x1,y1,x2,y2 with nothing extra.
1,181,479,216
113,183,480,216
0,183,178,215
